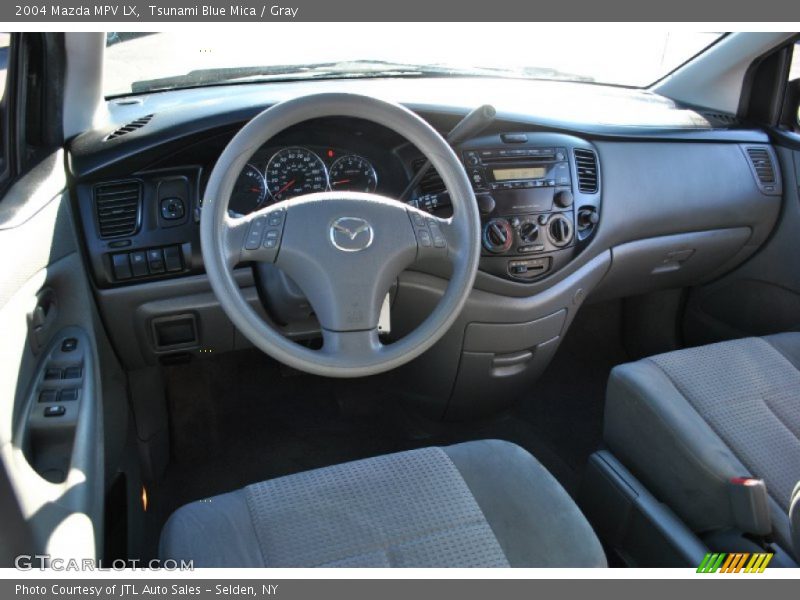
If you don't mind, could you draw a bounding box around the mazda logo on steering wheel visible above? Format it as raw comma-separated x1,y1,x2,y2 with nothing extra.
330,217,374,252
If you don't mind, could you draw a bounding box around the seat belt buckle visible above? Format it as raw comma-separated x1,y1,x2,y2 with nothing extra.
728,477,771,536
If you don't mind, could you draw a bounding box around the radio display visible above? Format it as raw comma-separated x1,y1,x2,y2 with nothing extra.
492,167,546,181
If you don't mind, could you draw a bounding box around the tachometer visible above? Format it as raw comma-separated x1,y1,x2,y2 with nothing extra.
329,155,378,193
229,164,268,215
265,147,328,201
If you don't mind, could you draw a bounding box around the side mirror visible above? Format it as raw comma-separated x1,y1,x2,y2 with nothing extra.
779,77,800,131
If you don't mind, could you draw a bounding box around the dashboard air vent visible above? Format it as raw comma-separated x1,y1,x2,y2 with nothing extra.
411,157,446,195
94,181,142,238
104,114,154,141
745,147,776,185
701,111,741,127
573,148,598,193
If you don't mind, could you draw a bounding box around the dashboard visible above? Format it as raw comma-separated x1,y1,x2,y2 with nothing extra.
66,78,784,418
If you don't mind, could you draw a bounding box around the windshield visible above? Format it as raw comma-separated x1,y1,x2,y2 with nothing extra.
103,28,724,97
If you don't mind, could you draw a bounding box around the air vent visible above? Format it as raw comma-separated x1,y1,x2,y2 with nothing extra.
95,181,142,238
411,157,446,195
745,147,776,185
104,114,153,141
701,111,741,127
573,148,599,194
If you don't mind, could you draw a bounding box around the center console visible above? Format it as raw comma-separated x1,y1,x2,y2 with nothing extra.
459,133,601,282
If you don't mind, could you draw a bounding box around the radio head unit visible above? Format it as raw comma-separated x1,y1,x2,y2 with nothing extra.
463,147,571,192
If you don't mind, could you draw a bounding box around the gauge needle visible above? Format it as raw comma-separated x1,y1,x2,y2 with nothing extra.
276,179,296,196
332,179,351,186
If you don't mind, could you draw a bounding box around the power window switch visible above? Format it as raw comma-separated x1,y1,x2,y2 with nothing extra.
61,338,78,352
44,368,62,380
59,388,80,402
44,405,66,417
39,390,58,403
63,366,82,379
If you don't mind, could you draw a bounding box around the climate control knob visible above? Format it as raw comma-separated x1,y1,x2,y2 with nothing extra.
518,221,539,244
482,218,514,254
547,214,573,247
554,190,574,208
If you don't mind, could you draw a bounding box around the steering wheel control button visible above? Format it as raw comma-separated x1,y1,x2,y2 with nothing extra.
263,228,282,250
429,224,447,248
267,210,285,227
244,217,267,250
44,405,66,418
418,230,432,247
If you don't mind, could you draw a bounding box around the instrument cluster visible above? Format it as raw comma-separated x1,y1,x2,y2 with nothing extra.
229,145,379,215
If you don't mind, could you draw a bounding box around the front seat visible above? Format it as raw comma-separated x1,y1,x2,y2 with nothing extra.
604,333,800,557
160,439,606,567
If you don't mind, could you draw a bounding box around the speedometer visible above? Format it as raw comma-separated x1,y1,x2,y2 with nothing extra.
329,155,378,193
265,147,328,201
229,163,267,215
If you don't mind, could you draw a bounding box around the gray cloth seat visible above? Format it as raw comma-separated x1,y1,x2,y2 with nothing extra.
159,439,606,567
605,333,800,556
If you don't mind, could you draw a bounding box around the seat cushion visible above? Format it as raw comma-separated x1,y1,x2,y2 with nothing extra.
605,333,800,554
159,440,606,567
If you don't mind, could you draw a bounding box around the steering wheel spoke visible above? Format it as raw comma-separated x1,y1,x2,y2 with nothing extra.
320,328,382,361
224,205,288,268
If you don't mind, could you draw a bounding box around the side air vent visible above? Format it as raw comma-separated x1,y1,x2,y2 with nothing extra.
742,146,781,196
104,114,154,141
94,181,142,238
411,157,446,195
745,147,776,184
573,148,599,193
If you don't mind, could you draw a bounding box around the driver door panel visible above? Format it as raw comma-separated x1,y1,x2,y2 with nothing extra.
0,151,125,561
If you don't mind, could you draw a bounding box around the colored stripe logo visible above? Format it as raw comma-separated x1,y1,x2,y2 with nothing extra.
696,552,773,573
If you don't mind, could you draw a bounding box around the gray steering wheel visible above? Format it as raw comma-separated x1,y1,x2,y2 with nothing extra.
201,93,481,377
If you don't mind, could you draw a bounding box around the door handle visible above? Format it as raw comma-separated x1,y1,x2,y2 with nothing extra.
27,289,57,353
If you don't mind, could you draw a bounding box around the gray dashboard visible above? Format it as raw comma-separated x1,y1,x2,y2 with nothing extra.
66,78,783,418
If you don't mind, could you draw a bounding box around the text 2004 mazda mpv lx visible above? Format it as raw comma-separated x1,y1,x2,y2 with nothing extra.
0,31,799,569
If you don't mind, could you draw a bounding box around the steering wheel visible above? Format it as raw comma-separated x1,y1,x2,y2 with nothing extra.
201,93,481,377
